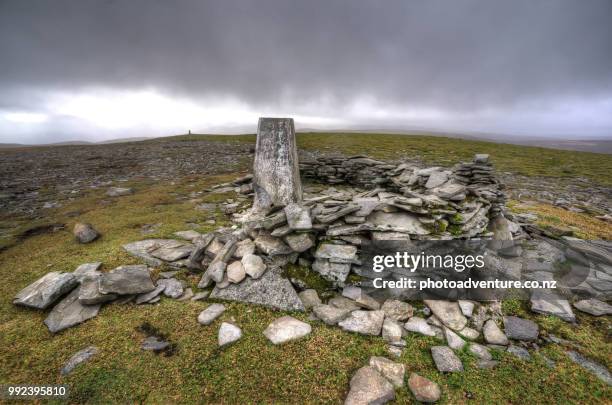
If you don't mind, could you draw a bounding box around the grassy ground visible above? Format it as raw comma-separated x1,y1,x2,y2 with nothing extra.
509,201,612,240
1,173,610,403
160,132,612,186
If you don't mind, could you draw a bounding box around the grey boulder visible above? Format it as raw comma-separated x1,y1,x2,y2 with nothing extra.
73,222,99,244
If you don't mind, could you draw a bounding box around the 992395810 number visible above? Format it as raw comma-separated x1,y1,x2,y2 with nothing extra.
1,385,69,398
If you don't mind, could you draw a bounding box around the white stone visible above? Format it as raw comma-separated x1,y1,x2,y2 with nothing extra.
218,322,242,346
263,316,311,344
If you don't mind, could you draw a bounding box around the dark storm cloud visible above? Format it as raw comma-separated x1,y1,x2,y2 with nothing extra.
0,0,611,143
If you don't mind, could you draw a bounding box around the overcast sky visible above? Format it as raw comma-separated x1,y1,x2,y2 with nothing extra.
1,0,611,144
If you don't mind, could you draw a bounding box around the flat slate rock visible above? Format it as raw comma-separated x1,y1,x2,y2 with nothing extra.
210,266,304,311
149,245,194,262
530,289,575,322
78,277,117,305
344,366,395,405
263,316,311,344
157,278,184,298
314,243,357,263
173,230,201,242
122,239,184,267
431,346,464,372
566,350,612,386
135,284,165,304
141,336,170,352
73,262,103,282
98,265,155,295
503,316,539,341
14,272,78,309
44,289,100,333
61,346,98,375
423,300,467,331
573,298,612,316
338,310,385,336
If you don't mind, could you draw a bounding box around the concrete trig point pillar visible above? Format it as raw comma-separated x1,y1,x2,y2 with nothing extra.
253,118,302,211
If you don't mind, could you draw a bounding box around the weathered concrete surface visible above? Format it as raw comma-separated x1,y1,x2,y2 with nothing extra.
252,118,302,211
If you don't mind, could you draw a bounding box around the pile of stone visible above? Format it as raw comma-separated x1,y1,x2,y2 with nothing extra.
13,262,193,333
300,155,396,188
301,153,506,221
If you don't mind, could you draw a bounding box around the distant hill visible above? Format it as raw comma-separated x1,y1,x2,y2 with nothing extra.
98,136,152,144
0,143,25,148
0,137,153,148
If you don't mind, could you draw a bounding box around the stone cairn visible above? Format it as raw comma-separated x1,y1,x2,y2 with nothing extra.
13,118,612,400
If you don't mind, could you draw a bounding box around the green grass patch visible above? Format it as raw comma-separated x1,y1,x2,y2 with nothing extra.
159,132,612,186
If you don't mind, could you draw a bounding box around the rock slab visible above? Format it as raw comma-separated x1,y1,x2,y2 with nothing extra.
210,266,304,311
98,265,155,295
14,272,77,309
44,289,100,333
